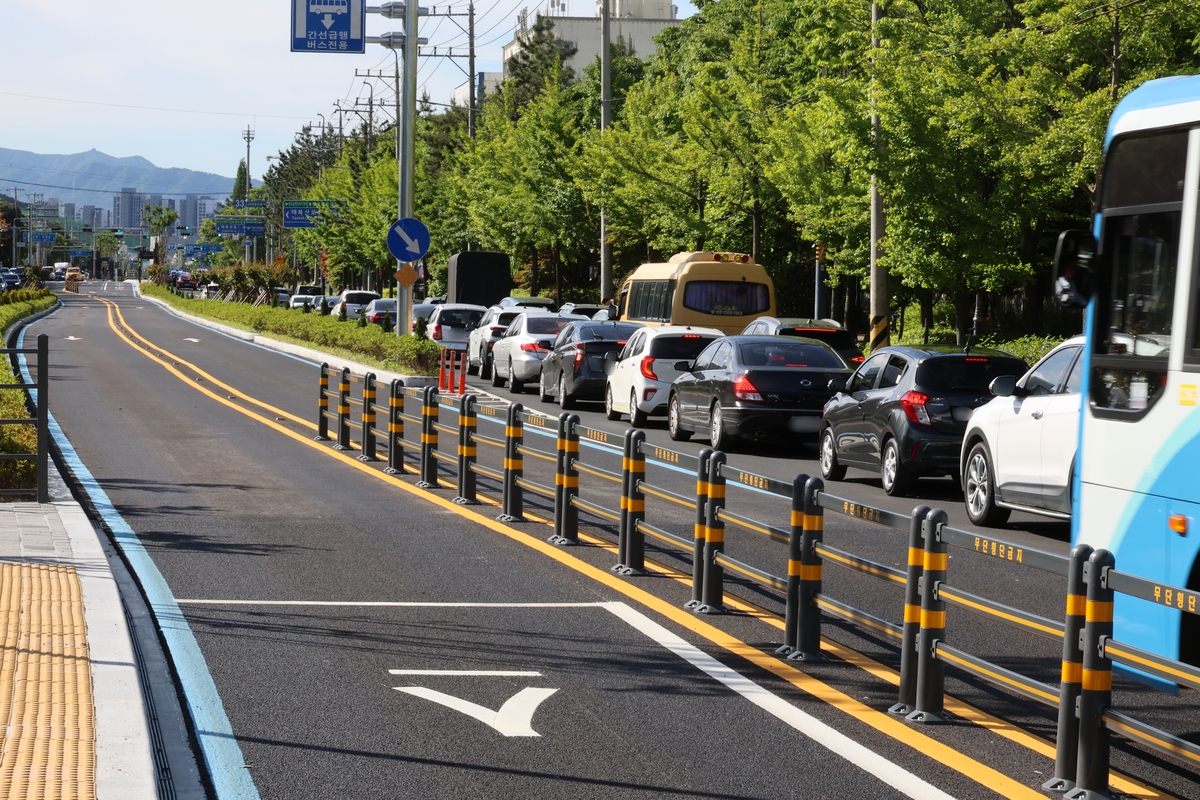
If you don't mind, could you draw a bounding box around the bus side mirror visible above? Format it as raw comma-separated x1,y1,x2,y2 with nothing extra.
1053,229,1096,308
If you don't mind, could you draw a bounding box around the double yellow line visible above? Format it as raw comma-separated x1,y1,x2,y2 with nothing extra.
93,295,1169,800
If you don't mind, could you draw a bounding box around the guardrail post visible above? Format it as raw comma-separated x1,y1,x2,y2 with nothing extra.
618,431,647,575
777,473,809,656
416,385,439,488
498,403,524,522
907,507,950,724
614,429,635,572
359,373,377,461
35,334,47,504
438,349,449,392
685,448,713,610
696,451,726,615
890,504,930,716
385,379,405,474
1044,543,1094,795
316,363,330,440
454,393,478,504
335,367,351,450
790,476,825,662
550,413,580,544
1069,549,1115,800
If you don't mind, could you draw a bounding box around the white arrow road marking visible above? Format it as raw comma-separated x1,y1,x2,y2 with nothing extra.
184,338,201,343
394,224,421,253
394,686,557,737
322,12,335,27
64,336,82,341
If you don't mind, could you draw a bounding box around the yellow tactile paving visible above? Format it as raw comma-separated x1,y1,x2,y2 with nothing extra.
0,561,95,799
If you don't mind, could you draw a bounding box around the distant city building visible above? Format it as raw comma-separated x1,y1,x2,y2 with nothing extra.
196,196,221,222
58,202,76,221
112,187,145,230
146,194,163,211
181,194,200,231
501,1,678,83
453,72,503,108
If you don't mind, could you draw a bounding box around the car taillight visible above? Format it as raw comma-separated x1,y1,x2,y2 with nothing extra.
573,343,585,371
734,374,762,401
490,326,506,335
850,355,865,364
520,342,546,352
369,313,381,322
432,323,442,340
640,357,657,380
900,391,932,426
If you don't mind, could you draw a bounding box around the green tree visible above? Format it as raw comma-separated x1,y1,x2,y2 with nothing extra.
143,204,179,265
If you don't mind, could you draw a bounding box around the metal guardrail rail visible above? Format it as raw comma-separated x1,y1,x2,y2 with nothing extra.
316,366,1200,795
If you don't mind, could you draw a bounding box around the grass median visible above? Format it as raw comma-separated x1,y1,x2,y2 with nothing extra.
142,284,442,376
0,289,59,494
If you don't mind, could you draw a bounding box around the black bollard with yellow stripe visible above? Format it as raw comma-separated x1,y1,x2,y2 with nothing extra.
789,476,826,661
907,507,950,724
498,403,524,522
685,449,713,610
615,430,635,572
454,393,478,504
620,430,648,575
316,363,330,440
416,385,439,488
1070,549,1115,799
385,379,405,474
359,373,377,461
336,367,351,450
696,451,726,615
550,413,581,544
869,314,890,353
890,504,930,716
777,473,809,655
1043,543,1094,794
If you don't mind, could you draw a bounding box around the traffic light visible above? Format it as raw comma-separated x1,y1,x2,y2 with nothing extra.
814,243,827,262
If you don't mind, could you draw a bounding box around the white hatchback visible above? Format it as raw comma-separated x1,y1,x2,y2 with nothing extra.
959,335,1086,526
603,326,723,426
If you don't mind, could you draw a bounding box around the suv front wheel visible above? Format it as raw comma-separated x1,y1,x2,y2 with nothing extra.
964,443,1011,526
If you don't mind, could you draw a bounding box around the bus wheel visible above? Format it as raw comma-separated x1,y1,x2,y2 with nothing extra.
964,444,1009,526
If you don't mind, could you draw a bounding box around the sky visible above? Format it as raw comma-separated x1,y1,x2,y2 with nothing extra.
0,0,695,190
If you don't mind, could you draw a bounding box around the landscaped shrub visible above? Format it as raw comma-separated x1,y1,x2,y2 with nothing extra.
0,293,59,493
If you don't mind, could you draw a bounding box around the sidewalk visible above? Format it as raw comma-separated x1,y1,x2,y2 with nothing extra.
0,468,198,799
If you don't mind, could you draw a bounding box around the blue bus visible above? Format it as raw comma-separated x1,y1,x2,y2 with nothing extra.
1055,74,1200,678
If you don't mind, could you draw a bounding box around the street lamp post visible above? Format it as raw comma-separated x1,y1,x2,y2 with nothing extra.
243,126,255,265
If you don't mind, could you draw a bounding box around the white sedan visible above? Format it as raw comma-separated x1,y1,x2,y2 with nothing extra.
603,326,723,426
490,312,585,394
959,335,1086,526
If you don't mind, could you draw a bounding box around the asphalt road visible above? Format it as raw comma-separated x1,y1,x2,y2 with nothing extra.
30,284,1200,799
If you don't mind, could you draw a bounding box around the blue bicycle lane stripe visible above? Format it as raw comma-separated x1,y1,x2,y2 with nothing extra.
19,309,260,800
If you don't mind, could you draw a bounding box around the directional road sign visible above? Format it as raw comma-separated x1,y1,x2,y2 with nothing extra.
291,0,365,54
69,249,90,257
30,232,56,243
395,263,419,288
387,218,431,262
233,200,266,210
283,200,341,229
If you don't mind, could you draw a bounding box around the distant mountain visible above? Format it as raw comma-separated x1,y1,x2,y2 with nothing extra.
0,147,254,207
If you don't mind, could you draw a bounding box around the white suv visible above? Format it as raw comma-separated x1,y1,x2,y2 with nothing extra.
604,326,723,426
959,336,1086,526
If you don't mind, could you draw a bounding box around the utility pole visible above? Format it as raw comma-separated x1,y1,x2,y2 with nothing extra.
400,0,419,336
243,125,255,266
868,1,888,353
599,0,613,303
468,2,476,137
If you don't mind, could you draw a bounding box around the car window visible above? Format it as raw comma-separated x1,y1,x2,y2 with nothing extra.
555,327,576,348
580,322,641,341
1023,347,1079,396
916,357,1028,392
649,334,717,360
737,341,844,369
1063,348,1084,394
710,341,734,369
877,356,908,389
527,317,572,335
344,292,379,305
692,341,722,371
850,353,888,392
504,319,522,336
624,332,645,359
780,328,857,352
439,309,484,327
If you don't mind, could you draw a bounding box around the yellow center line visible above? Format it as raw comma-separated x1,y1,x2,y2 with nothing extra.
98,299,1166,800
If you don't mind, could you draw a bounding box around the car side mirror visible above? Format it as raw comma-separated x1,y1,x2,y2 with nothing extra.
1053,229,1096,309
990,375,1017,397
603,351,616,362
828,377,847,393
674,360,692,371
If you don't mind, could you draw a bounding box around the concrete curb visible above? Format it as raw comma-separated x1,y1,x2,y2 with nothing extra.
135,287,438,388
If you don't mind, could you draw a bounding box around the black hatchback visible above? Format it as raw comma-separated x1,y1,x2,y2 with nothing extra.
539,320,643,408
820,347,1028,496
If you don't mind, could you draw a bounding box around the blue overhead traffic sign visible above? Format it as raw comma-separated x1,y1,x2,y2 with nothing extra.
30,232,56,243
69,249,90,257
386,217,431,262
233,199,266,210
283,200,341,229
291,0,365,54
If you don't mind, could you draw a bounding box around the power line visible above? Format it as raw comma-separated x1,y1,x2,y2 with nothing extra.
0,90,311,121
0,177,232,198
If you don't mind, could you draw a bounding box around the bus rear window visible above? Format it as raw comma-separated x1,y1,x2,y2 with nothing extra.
916,358,1027,392
682,281,770,316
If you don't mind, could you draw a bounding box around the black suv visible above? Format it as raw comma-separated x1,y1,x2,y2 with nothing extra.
820,346,1027,495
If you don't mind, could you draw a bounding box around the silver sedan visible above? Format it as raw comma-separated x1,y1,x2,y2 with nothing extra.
490,312,585,394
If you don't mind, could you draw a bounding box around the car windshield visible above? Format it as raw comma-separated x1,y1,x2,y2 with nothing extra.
371,300,397,310
738,341,843,368
438,309,484,327
497,312,521,326
343,292,379,305
915,357,1027,392
526,317,571,334
648,335,719,359
579,322,641,341
412,304,436,319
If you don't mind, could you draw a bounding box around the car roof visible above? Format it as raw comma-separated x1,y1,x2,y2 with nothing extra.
870,344,1025,360
643,325,724,337
433,303,488,311
729,334,839,348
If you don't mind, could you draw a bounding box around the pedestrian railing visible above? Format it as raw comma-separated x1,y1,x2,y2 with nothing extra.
315,366,1200,796
0,334,49,503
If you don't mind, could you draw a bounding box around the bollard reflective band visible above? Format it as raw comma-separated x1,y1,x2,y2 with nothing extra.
693,524,705,540
1061,662,1083,683
696,480,708,495
904,603,921,624
804,514,823,530
504,458,522,469
1066,594,1086,616
908,547,924,566
705,526,725,543
505,426,521,437
622,458,633,471
563,440,579,452
457,446,476,457
390,397,401,407
389,423,403,433
364,391,376,400
363,413,375,423
791,511,804,527
319,399,328,408
708,484,726,499
625,499,644,512
788,560,803,576
800,564,822,581
340,382,350,392
1086,601,1113,623
1082,669,1112,691
920,610,945,629
319,378,328,387
459,416,476,427
421,433,437,444
555,475,579,488
423,405,438,415
338,405,350,415
923,551,948,571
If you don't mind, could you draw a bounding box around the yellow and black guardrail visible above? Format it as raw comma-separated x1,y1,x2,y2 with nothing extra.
315,365,1200,793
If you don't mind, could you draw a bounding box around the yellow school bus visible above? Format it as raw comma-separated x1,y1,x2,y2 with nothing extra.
616,252,776,335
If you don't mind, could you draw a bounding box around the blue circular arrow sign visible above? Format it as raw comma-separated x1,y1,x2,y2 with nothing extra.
387,217,431,262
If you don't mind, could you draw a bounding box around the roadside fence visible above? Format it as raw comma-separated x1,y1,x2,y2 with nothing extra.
64,280,81,294
316,366,1200,795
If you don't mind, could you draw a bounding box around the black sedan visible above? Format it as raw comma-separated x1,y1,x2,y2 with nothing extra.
539,321,643,408
666,336,850,451
820,346,1028,496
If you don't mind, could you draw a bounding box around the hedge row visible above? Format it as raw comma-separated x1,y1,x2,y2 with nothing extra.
143,284,442,376
0,293,60,493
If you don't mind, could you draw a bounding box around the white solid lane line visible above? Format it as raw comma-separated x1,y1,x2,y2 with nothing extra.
173,600,607,607
601,601,959,800
390,670,543,676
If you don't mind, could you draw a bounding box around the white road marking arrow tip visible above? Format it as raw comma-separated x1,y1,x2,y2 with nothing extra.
394,686,557,737
64,336,82,341
184,338,201,342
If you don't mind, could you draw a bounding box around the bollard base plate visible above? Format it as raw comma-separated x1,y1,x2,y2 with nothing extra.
905,709,950,725
694,603,724,615
774,644,795,656
453,497,480,505
333,444,350,452
615,565,646,577
415,481,436,489
1064,788,1112,800
546,534,578,546
497,513,524,523
313,435,329,442
786,650,824,662
357,455,377,462
683,599,701,610
383,467,404,475
887,702,915,716
1041,776,1075,795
